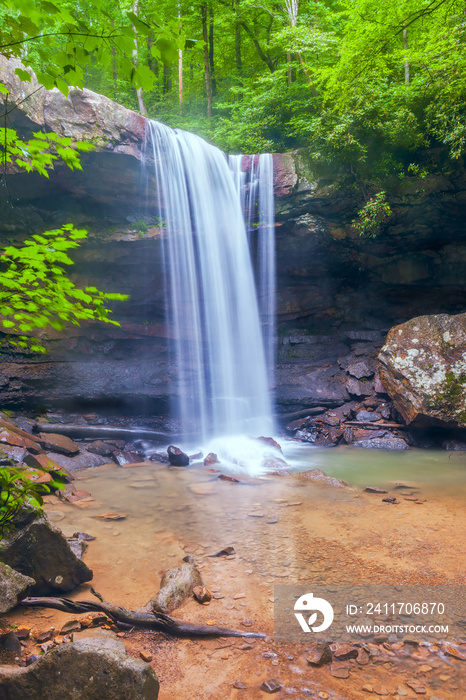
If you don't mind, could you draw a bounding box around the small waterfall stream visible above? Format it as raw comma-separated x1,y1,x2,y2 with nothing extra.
144,121,275,457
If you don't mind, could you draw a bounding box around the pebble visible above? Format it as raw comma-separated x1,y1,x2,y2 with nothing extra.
330,664,350,679
233,681,247,689
267,517,279,524
241,619,253,627
233,593,246,599
140,651,152,662
406,679,426,694
260,678,282,693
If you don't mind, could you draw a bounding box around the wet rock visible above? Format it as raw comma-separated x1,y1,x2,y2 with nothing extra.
233,681,248,689
0,631,22,654
60,620,82,635
257,436,282,452
67,538,87,559
295,468,348,488
347,359,374,380
306,642,332,666
0,428,40,454
382,496,397,503
354,437,409,450
167,445,190,467
379,312,466,427
86,440,117,456
95,512,127,521
443,438,466,450
0,630,159,699
38,433,80,456
355,410,381,422
149,452,170,464
330,664,350,679
0,445,27,463
115,450,144,466
24,452,65,474
406,679,427,694
193,585,212,603
218,474,240,483
260,678,282,693
441,642,466,660
330,642,358,660
0,562,35,614
346,377,374,397
204,452,219,466
207,546,235,557
0,506,93,594
143,555,202,614
45,450,110,472
364,487,388,494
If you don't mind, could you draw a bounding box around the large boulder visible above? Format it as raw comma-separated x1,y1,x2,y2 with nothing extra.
0,562,34,614
0,631,159,699
378,313,466,427
0,506,92,594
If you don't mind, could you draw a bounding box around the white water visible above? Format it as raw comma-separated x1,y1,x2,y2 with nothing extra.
144,121,275,449
229,154,276,387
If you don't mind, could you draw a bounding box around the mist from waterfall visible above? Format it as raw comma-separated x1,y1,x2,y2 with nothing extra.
144,121,275,448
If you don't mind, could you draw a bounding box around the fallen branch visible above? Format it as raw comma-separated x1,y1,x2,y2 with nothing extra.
342,421,405,429
20,596,265,639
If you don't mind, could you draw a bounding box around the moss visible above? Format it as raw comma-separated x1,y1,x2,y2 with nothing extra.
429,369,466,423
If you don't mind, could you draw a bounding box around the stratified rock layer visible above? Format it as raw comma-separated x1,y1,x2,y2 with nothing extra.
378,313,466,427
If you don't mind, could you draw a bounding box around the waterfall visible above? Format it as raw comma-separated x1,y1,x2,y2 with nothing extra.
144,121,275,446
229,154,276,388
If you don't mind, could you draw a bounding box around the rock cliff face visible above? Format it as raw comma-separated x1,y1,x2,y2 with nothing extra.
2,57,466,422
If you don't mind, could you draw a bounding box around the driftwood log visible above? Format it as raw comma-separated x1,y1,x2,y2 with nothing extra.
20,596,265,638
34,424,171,442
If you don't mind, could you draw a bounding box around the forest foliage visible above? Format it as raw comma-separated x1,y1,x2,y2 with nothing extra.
1,0,466,193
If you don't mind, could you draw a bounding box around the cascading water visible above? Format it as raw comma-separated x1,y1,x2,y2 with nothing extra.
144,121,276,469
229,154,276,387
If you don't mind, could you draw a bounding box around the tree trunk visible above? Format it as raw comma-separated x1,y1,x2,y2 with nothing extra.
111,20,118,101
209,3,216,96
178,6,183,109
131,0,148,117
403,28,410,84
201,4,212,118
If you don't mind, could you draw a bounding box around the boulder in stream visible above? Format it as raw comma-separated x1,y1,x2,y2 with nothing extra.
167,445,190,467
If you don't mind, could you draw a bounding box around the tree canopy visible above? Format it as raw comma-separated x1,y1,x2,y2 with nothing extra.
1,0,466,198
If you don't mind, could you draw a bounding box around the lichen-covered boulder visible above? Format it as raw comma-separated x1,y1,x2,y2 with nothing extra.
0,631,159,699
0,506,92,594
378,313,466,426
0,562,34,614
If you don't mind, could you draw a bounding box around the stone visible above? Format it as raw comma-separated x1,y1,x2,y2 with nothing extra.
233,681,248,689
38,433,80,456
86,440,117,456
346,377,374,397
330,664,350,679
0,562,35,614
0,631,22,654
0,506,93,594
354,437,409,450
46,449,111,472
347,360,374,380
24,452,64,473
260,678,282,693
204,452,219,466
167,445,190,467
378,312,466,427
0,428,40,453
355,411,381,422
139,651,152,662
256,436,283,452
0,630,159,699
365,487,388,494
114,450,143,466
295,468,348,488
406,679,427,694
193,585,212,603
330,643,358,660
306,642,332,666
